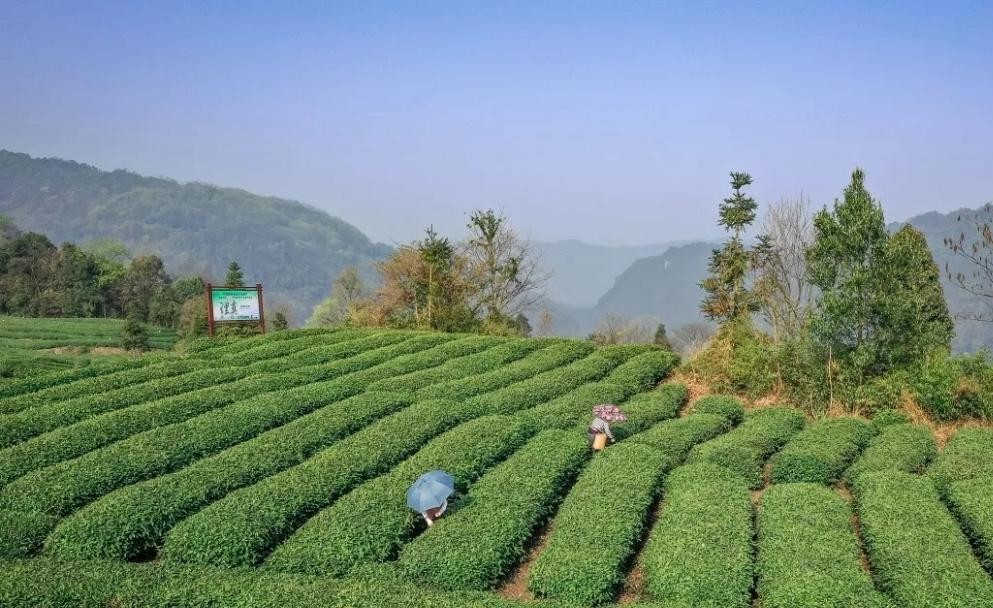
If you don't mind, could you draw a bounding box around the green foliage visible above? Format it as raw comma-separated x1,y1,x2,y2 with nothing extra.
700,172,760,324
769,417,875,484
271,311,289,331
927,427,993,496
757,483,893,608
687,407,805,488
852,470,993,607
264,415,535,576
398,430,589,591
871,408,910,427
643,463,753,608
528,442,667,605
908,353,993,420
224,261,244,287
627,412,732,461
845,423,936,482
120,316,150,351
0,509,60,558
690,394,745,425
688,319,777,398
945,475,993,571
611,384,689,438
46,391,411,561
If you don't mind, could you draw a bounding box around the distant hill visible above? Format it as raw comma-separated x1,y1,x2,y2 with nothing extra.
0,150,391,321
555,206,993,352
533,239,703,306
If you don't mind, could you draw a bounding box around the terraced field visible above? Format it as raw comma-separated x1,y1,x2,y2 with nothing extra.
1,327,992,607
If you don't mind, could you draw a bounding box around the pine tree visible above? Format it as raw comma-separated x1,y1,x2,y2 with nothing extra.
271,311,289,331
654,323,673,349
224,261,244,288
700,172,760,323
121,315,149,351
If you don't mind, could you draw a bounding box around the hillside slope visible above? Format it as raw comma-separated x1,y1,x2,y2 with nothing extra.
0,150,391,320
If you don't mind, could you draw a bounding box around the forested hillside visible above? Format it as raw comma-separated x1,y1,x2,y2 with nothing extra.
0,151,391,319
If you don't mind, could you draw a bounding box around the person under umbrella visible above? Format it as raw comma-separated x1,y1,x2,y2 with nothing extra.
588,404,627,451
407,469,455,527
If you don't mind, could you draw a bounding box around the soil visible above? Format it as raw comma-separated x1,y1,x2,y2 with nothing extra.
616,495,666,604
835,485,875,576
496,523,553,600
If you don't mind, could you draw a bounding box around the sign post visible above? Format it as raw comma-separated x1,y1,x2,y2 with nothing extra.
206,283,266,336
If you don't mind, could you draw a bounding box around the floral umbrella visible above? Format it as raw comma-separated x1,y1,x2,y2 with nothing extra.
592,404,627,422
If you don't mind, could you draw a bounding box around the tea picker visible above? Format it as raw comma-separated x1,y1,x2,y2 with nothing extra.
407,469,455,527
588,404,626,451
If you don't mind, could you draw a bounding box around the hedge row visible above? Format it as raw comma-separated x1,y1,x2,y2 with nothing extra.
264,414,537,576
160,398,473,567
0,509,60,558
627,412,732,463
244,331,416,375
0,333,435,487
757,483,892,608
642,462,753,608
45,392,414,561
0,365,249,447
0,333,461,517
844,423,936,482
0,376,382,518
0,358,147,400
0,558,559,608
519,382,633,431
461,350,629,418
853,470,993,608
398,429,590,591
945,475,993,572
528,442,669,605
928,427,993,497
769,417,875,485
687,407,805,489
0,359,198,414
366,338,542,395
414,341,593,401
0,374,280,487
211,331,367,367
597,349,679,393
690,394,745,425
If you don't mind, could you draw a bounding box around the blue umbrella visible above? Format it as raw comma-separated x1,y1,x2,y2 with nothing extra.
407,470,455,512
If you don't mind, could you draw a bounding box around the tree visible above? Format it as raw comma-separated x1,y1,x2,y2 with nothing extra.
536,307,555,337
654,323,673,349
944,202,993,321
700,172,760,324
753,197,816,342
879,225,954,364
178,296,208,340
121,315,150,351
670,322,715,356
224,261,244,288
589,315,657,345
0,232,57,315
463,209,546,331
120,255,170,322
271,311,289,331
307,266,366,327
82,239,130,317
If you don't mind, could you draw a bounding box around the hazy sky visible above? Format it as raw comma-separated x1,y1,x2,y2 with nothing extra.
2,1,991,246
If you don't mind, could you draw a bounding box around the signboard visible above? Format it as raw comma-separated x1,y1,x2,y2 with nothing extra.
205,283,266,336
211,288,261,322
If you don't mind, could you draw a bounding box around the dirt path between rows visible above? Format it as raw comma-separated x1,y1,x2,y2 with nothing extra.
496,523,553,600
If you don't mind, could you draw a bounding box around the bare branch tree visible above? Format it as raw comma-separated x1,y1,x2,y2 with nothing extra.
462,209,548,324
944,203,993,322
669,322,715,357
753,196,816,342
589,314,658,345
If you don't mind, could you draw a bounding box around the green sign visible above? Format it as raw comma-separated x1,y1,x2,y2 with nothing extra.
211,288,261,322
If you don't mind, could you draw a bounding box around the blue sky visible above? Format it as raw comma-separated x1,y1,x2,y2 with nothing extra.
2,1,991,245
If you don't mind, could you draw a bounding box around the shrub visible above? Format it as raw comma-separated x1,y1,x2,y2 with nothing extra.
518,382,632,431
120,316,150,351
643,463,753,608
599,349,679,393
45,392,412,561
687,407,805,489
845,423,935,482
414,341,593,401
928,427,993,497
0,359,146,400
398,430,589,591
365,339,541,395
264,415,535,576
0,509,60,558
946,475,993,571
690,394,745,425
528,442,668,605
852,470,993,607
610,383,688,439
769,417,875,484
757,483,892,608
0,359,197,415
871,409,910,428
909,354,993,420
160,398,470,567
0,377,384,518
627,413,731,464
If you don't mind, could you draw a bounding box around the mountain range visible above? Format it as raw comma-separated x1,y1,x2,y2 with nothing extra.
1,150,990,350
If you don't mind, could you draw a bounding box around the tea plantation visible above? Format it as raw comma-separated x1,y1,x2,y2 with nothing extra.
2,326,992,607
